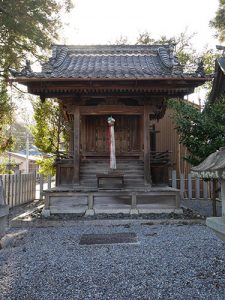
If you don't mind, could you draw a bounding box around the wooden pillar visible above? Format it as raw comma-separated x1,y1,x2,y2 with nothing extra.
73,106,80,184
69,120,74,157
143,104,151,184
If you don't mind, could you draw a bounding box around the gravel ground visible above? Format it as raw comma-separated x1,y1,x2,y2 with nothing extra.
0,221,225,300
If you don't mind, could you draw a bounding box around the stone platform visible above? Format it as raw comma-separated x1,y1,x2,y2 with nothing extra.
42,185,181,217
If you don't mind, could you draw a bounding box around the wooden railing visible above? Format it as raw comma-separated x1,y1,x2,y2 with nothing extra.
150,151,171,165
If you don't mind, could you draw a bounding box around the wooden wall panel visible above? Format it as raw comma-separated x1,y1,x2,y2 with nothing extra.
153,108,190,177
83,115,141,156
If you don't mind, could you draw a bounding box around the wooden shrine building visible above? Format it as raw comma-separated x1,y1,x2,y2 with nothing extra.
11,44,208,215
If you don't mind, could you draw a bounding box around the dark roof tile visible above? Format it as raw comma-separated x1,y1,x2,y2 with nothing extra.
11,44,206,79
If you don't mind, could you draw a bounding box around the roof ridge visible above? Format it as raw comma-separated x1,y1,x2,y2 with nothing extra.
52,44,172,48
51,44,172,55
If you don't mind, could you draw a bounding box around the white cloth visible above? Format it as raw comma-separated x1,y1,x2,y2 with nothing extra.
107,117,116,170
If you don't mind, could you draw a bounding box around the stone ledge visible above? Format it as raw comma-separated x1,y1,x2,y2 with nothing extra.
206,217,225,242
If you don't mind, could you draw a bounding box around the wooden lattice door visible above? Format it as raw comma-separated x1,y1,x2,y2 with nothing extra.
83,115,141,156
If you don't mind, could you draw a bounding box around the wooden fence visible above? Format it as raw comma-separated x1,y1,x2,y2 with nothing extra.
170,170,218,200
0,172,36,208
0,170,215,208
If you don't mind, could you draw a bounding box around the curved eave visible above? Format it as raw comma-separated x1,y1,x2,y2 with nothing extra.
10,76,210,98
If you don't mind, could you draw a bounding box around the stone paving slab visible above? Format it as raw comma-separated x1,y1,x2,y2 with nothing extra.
79,232,137,245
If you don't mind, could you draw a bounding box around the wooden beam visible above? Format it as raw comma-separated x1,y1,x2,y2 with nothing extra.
28,86,195,97
79,105,144,115
73,106,80,183
144,104,151,184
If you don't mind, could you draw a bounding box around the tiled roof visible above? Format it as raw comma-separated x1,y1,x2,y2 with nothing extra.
10,44,203,79
191,148,225,174
209,57,225,102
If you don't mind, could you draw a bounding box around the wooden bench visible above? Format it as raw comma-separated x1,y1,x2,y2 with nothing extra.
96,172,124,188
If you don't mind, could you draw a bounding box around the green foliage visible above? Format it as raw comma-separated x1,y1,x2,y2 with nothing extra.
201,49,218,75
31,98,69,155
0,0,73,71
0,158,16,174
0,162,8,174
0,82,10,123
0,81,13,153
210,0,225,42
36,157,55,176
0,0,73,154
169,97,225,165
31,98,70,173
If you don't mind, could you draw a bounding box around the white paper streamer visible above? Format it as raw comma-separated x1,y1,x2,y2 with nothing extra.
108,116,116,170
